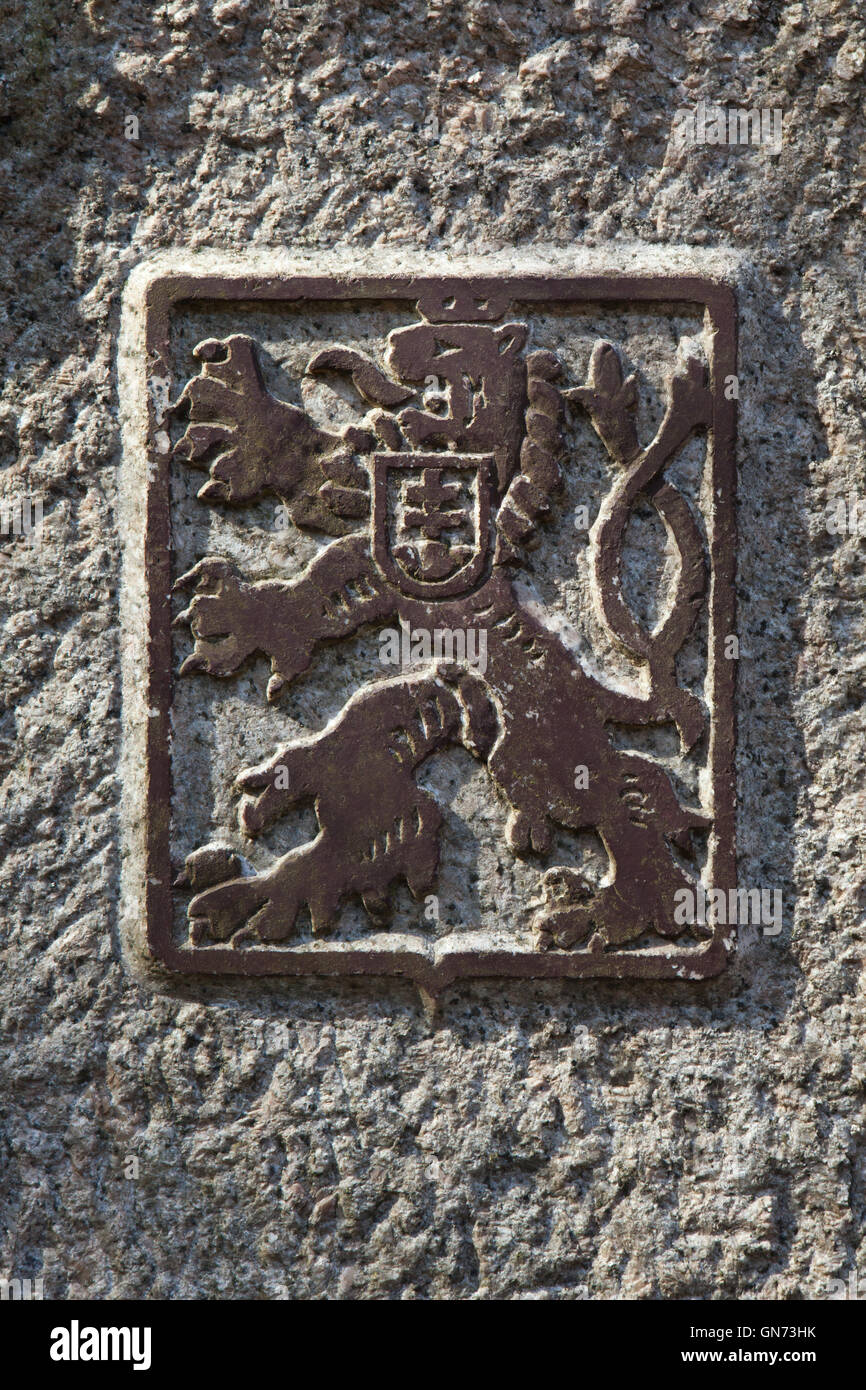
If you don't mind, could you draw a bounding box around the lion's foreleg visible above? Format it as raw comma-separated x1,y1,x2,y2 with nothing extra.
175,535,396,700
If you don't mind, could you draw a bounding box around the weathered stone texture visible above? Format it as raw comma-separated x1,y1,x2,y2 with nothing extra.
1,0,864,1298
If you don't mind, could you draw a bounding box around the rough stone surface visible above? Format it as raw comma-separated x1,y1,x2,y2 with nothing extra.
1,0,865,1300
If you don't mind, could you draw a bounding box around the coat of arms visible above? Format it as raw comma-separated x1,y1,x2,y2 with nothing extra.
122,267,737,995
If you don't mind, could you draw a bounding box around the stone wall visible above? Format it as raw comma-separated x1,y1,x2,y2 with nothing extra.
1,0,864,1299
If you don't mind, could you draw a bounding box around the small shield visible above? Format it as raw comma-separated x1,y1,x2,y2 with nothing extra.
370,452,493,599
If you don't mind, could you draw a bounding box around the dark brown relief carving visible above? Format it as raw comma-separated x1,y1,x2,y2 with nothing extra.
137,272,737,993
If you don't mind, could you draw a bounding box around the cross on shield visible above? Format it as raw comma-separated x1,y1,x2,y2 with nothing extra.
370,452,493,600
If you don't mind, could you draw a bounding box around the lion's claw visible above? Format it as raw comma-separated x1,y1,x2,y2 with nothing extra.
173,556,262,679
